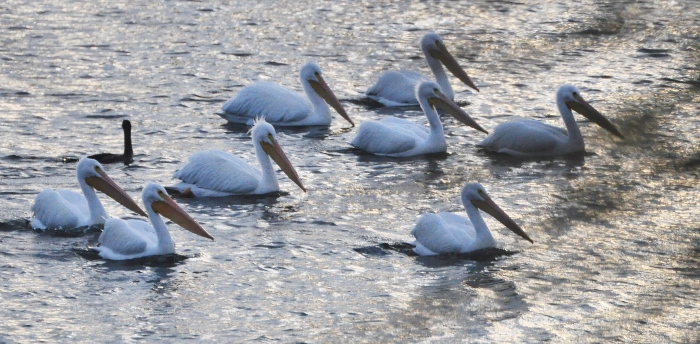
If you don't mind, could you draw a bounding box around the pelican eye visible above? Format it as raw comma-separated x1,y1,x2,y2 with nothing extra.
267,133,274,142
94,166,101,173
157,190,167,198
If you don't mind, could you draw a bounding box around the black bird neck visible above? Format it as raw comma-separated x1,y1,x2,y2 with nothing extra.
122,120,134,165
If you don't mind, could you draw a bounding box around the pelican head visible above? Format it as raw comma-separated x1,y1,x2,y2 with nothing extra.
300,62,354,126
417,81,488,134
558,85,624,139
142,182,214,240
421,32,479,92
251,118,307,192
77,157,146,216
462,182,533,243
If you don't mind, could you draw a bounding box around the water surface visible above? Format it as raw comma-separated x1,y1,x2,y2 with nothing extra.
1,0,698,342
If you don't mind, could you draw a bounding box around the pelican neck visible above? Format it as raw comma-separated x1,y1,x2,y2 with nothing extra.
418,95,446,147
556,94,584,148
463,199,496,251
78,176,108,225
300,77,332,124
424,50,454,100
146,204,176,255
253,139,279,194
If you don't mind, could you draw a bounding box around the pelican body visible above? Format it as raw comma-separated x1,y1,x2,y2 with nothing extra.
366,32,479,107
89,119,134,165
478,85,624,157
351,81,487,157
411,183,533,256
219,62,353,127
30,158,146,230
170,118,306,197
96,183,214,260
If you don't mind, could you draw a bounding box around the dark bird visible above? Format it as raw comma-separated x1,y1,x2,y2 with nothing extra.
89,119,134,165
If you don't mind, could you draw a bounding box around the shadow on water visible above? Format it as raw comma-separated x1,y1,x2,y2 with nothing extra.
339,147,450,164
73,248,191,268
37,225,104,238
170,190,286,205
355,242,520,264
478,150,587,168
0,219,32,232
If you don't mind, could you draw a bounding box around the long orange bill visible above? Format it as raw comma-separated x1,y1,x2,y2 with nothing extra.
86,173,147,217
471,195,533,243
429,91,488,134
309,76,355,127
151,195,214,240
430,41,479,92
567,95,624,139
261,140,307,192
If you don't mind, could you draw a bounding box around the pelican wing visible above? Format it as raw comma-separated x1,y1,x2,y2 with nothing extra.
123,218,157,243
56,190,90,216
350,118,427,155
366,71,429,106
30,189,86,230
220,82,312,125
98,218,149,257
411,212,475,255
478,120,567,155
174,150,260,194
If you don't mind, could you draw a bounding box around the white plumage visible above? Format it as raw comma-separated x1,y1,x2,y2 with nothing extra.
219,61,353,127
478,85,624,157
366,32,479,106
30,158,146,230
170,119,306,197
351,81,487,157
96,183,214,260
411,183,533,256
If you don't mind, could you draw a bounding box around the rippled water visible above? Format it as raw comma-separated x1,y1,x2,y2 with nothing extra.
1,0,699,342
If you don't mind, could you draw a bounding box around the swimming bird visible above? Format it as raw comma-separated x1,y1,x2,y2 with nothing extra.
411,182,533,256
30,157,146,230
170,118,306,197
95,183,214,260
478,85,624,157
219,61,354,127
350,81,487,157
88,119,134,165
366,32,479,107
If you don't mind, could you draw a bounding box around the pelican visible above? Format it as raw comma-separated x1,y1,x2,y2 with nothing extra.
170,118,306,197
219,61,354,127
350,81,487,157
88,119,134,165
95,183,214,260
366,32,479,107
478,85,624,157
411,183,533,256
30,157,146,230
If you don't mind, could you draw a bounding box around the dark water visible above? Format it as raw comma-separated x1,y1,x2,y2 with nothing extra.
1,0,699,342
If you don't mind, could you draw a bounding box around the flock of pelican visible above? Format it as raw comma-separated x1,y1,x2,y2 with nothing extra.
30,32,624,260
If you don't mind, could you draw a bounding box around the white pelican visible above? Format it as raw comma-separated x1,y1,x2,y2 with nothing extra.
350,81,487,157
366,32,479,107
88,119,134,165
170,118,306,197
411,183,533,256
478,85,624,157
96,183,214,260
219,61,354,127
30,157,146,230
